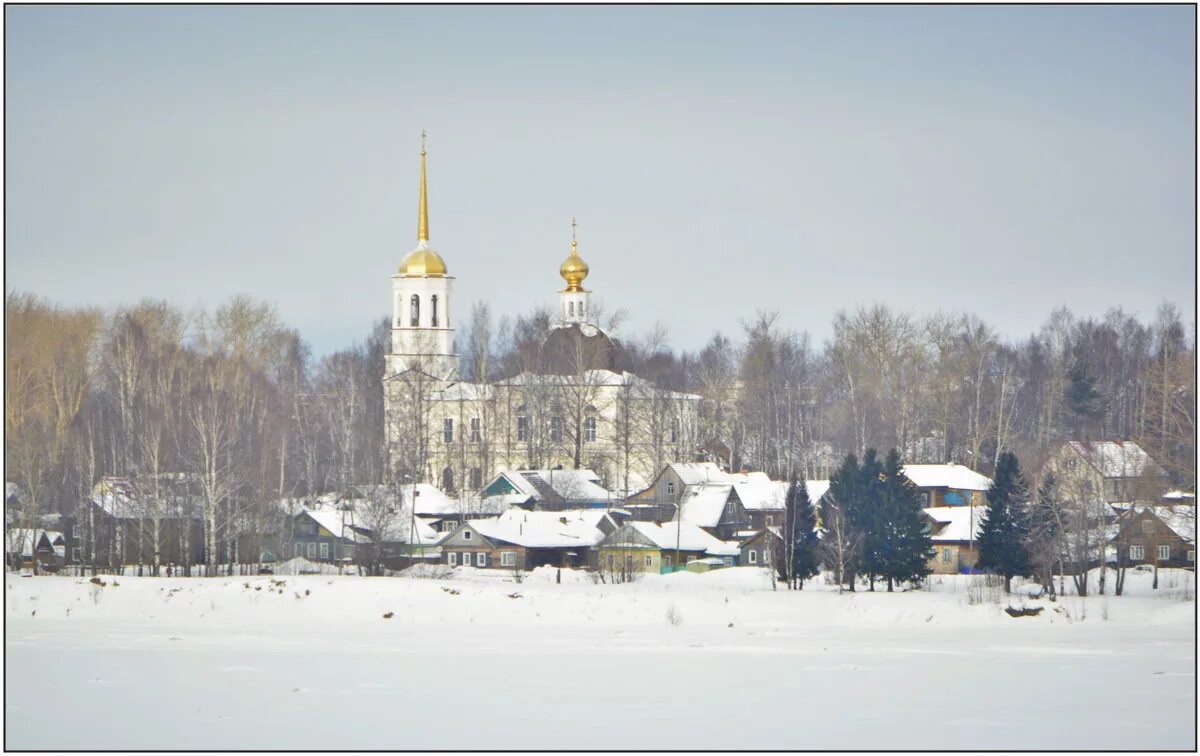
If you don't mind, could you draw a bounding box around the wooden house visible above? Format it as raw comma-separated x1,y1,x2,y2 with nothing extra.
594,521,740,574
923,506,985,574
480,469,616,513
1044,440,1170,505
438,508,618,571
1108,505,1196,568
902,464,993,508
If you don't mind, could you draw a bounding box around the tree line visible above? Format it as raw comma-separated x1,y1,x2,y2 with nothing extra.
5,290,1194,574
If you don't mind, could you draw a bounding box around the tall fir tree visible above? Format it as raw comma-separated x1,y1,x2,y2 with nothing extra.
824,453,864,591
1024,474,1061,597
853,449,886,591
977,451,1032,593
789,472,821,589
875,449,934,591
1064,358,1103,438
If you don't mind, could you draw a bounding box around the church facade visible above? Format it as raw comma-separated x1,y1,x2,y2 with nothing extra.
383,140,700,500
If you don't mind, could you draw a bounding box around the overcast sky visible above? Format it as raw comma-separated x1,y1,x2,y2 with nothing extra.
6,5,1195,356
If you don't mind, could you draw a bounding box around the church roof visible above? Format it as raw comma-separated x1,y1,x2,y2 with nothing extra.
540,322,632,374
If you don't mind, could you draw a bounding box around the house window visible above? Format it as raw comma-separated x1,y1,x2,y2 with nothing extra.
71,547,81,562
1188,550,1196,563
470,417,481,442
476,552,487,567
319,542,329,560
585,416,597,443
666,481,675,495
942,547,952,563
431,295,439,327
463,530,472,541
766,515,774,526
1158,545,1171,561
663,554,672,567
307,542,316,559
643,555,653,568
550,416,564,443
501,552,516,567
516,416,529,442
1130,545,1145,560
295,543,303,558
748,550,757,564
470,467,482,490
443,418,454,444
448,552,457,566
410,295,420,327
762,550,770,564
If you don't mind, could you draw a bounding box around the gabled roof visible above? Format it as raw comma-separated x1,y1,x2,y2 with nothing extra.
902,464,993,492
5,529,65,557
1066,440,1165,480
669,462,731,486
676,483,734,528
1112,504,1196,544
604,521,740,556
805,480,831,504
91,475,203,519
461,508,614,549
923,506,986,543
731,473,788,511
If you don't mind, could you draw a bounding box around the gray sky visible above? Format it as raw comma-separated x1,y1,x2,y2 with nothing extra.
6,5,1195,356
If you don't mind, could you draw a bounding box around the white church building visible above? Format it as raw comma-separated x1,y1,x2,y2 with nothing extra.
383,137,700,499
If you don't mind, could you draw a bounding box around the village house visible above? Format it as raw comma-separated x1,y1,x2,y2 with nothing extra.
902,464,994,507
438,508,618,571
1108,504,1196,569
5,528,66,572
594,520,740,574
83,476,206,569
738,528,782,569
923,506,985,574
1044,440,1171,504
479,468,616,513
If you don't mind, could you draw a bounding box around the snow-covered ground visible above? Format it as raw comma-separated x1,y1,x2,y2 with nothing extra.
5,567,1195,750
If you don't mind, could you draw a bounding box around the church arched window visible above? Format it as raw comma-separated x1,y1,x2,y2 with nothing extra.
579,301,585,319
585,416,597,443
431,295,439,327
670,417,680,444
569,302,575,318
441,467,455,494
410,295,420,327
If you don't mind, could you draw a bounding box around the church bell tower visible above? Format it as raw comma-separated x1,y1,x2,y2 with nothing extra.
387,133,458,381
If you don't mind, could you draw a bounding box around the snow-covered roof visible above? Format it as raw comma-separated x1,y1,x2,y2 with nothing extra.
499,370,701,400
1067,441,1164,480
90,476,202,519
923,506,986,543
731,473,788,511
302,510,372,544
620,521,740,556
677,483,733,528
806,480,831,504
669,462,730,486
463,508,613,549
903,464,993,492
296,497,442,547
1112,504,1197,543
1162,490,1196,503
5,529,64,557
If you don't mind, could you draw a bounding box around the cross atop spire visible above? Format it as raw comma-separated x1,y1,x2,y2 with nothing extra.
571,217,577,246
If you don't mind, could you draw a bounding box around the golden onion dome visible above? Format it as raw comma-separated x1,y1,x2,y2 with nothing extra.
560,239,589,292
399,242,448,277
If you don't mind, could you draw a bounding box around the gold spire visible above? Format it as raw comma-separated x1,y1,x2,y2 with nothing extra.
398,131,448,277
559,217,589,292
417,130,429,243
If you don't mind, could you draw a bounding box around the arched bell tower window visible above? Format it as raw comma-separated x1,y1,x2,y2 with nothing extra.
410,295,420,327
569,302,575,318
431,295,439,327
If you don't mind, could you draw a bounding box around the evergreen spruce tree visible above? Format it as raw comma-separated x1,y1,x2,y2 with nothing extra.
1064,358,1103,437
853,449,886,591
875,449,933,591
790,472,821,589
825,454,863,591
1024,474,1060,598
977,451,1032,593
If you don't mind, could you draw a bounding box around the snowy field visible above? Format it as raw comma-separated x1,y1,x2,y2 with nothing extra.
5,566,1195,750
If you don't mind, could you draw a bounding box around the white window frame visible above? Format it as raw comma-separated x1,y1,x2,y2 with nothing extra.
448,552,457,566
306,542,316,559
470,417,481,442
666,481,675,495
585,416,597,443
1188,550,1196,563
643,555,653,568
319,542,330,560
762,549,770,564
1130,545,1145,560
1157,544,1171,561
748,550,757,564
476,552,486,567
501,552,516,567
516,416,528,442
463,530,472,540
942,547,952,563
443,418,454,444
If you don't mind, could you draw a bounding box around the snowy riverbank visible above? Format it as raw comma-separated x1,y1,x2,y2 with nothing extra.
5,567,1195,750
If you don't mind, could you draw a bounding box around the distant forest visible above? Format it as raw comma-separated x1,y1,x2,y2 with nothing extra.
6,292,1194,526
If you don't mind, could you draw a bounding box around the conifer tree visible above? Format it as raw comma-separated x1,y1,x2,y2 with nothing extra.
824,453,864,591
875,449,933,591
977,451,1031,593
1025,475,1060,597
853,449,886,591
789,472,821,589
